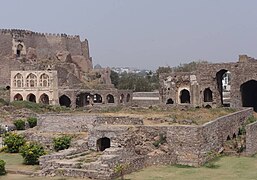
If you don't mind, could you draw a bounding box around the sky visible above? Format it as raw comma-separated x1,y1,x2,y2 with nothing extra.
1,0,257,70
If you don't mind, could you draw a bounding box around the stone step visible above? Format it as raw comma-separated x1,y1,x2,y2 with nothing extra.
66,150,91,159
55,168,112,179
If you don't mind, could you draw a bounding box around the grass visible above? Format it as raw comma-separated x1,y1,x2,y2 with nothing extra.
100,107,237,125
125,156,257,180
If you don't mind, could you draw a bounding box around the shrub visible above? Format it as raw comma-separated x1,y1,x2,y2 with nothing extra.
27,117,37,128
20,143,45,165
53,135,72,151
3,133,26,153
0,160,6,175
14,119,25,130
153,133,167,148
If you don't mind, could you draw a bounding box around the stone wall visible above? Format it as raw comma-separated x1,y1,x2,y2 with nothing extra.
245,121,257,156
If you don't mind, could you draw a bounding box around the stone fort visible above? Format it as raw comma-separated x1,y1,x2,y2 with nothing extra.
0,29,132,107
159,55,257,112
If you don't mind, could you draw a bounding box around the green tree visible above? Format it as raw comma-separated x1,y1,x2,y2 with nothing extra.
110,70,119,88
3,133,26,153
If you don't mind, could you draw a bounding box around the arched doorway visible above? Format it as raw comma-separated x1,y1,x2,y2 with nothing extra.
59,95,71,107
126,94,131,102
216,70,230,106
93,94,102,103
166,98,174,104
96,137,110,151
76,92,91,107
106,94,114,103
180,89,190,103
27,94,36,103
241,80,257,112
120,94,124,103
14,94,23,101
204,88,213,102
40,94,49,104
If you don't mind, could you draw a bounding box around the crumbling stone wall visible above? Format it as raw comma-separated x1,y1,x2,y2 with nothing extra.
160,55,257,110
245,121,257,156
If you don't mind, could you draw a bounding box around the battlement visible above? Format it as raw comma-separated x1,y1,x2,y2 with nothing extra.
0,29,80,40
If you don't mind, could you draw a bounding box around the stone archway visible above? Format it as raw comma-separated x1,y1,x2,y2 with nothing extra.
27,93,36,103
76,92,91,107
216,69,230,106
241,80,257,112
166,98,174,104
120,94,124,103
14,93,23,101
106,94,114,103
40,94,49,104
93,94,102,103
126,94,131,102
96,137,110,151
59,95,71,107
203,88,213,102
180,89,190,103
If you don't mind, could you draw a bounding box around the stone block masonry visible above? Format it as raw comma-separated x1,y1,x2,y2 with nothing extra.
245,121,257,156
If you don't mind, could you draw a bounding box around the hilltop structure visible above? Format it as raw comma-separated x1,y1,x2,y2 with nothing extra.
0,29,132,107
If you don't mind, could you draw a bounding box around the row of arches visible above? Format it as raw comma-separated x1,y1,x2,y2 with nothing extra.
13,73,50,88
14,93,49,104
166,88,213,105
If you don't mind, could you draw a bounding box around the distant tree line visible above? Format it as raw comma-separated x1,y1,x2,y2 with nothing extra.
110,60,208,92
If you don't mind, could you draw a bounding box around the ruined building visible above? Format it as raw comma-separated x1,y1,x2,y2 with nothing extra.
0,29,131,107
160,55,257,111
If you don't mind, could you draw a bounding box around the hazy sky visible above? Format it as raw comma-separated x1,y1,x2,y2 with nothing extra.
1,0,257,70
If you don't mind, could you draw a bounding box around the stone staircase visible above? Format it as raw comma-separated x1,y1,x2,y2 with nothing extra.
40,147,128,179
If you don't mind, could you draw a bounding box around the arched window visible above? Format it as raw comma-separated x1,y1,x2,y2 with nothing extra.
26,73,37,87
39,93,49,104
203,88,213,102
13,73,23,88
39,73,50,87
106,94,114,103
94,94,102,103
14,93,23,101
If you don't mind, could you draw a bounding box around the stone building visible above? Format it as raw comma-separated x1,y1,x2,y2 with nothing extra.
0,29,132,107
160,55,257,111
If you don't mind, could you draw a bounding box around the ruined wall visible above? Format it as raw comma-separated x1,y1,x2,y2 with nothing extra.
245,121,257,156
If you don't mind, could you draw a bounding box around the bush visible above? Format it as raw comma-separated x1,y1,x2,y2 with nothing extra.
53,135,72,151
0,160,6,175
20,143,45,165
14,119,25,130
27,117,37,128
3,133,26,153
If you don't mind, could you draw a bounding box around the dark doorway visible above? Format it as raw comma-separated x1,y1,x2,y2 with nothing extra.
76,92,91,107
120,94,124,103
204,88,213,102
107,94,114,103
27,94,36,103
166,98,174,104
40,94,49,104
97,137,110,151
14,94,23,101
16,44,23,57
216,69,228,106
126,94,131,102
93,94,102,103
59,95,71,107
241,80,257,112
180,89,190,103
